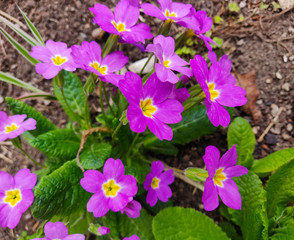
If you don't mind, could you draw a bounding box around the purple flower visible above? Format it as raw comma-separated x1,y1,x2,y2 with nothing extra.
202,145,248,211
32,221,85,240
123,235,140,240
80,158,137,218
143,161,174,207
141,0,192,23
146,35,192,84
0,169,37,229
120,199,142,218
190,55,247,127
119,72,184,141
71,41,128,87
0,111,36,142
90,0,153,45
98,226,110,235
178,8,215,51
30,40,76,79
168,85,190,103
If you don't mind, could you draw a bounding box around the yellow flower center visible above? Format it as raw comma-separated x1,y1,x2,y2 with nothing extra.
52,55,67,66
199,82,219,101
164,9,177,18
90,62,107,75
5,123,19,133
151,177,160,189
4,189,22,206
112,21,128,32
102,179,121,197
140,98,157,118
213,168,227,187
163,59,171,68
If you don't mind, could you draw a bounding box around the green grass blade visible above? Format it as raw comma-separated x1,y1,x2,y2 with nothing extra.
0,71,43,93
0,27,39,65
17,6,45,46
0,16,39,46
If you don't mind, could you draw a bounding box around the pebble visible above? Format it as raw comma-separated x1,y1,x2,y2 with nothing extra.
276,71,282,79
256,99,263,105
286,123,293,132
237,39,245,46
270,124,281,135
282,83,290,91
91,28,104,40
282,132,291,140
252,126,260,135
289,55,294,61
0,95,3,104
265,78,272,84
270,104,279,116
240,1,246,8
265,134,277,145
128,56,156,74
283,55,288,62
289,26,294,34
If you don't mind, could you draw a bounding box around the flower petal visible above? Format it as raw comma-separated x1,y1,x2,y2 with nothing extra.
156,185,172,202
87,192,109,217
203,145,220,176
102,51,128,73
119,72,143,105
146,188,158,207
15,189,34,213
141,3,166,20
205,100,231,127
63,234,85,240
127,104,146,133
160,169,174,185
190,55,209,91
219,145,237,168
103,158,125,180
153,99,183,124
119,175,138,197
0,171,14,193
216,85,247,107
115,0,139,27
202,178,219,211
217,179,241,210
44,222,68,239
225,165,248,178
14,169,37,190
80,170,105,193
145,117,173,141
108,192,129,212
151,161,164,176
155,63,179,84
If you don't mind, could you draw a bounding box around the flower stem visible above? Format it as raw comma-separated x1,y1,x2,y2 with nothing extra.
139,53,154,77
112,121,123,140
126,133,140,164
99,81,111,131
102,83,115,116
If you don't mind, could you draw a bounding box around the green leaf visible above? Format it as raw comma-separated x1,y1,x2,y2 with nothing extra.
17,6,45,46
0,27,38,65
31,129,80,159
31,160,90,220
260,2,269,10
0,16,39,46
119,209,154,240
219,221,242,240
212,37,223,48
228,2,240,12
141,105,234,147
252,148,294,174
5,97,56,137
272,2,281,11
227,117,255,167
226,172,268,240
105,211,120,239
266,160,294,218
185,168,208,182
214,16,223,23
153,207,229,240
145,143,179,156
270,207,294,240
80,143,112,170
53,71,90,125
0,71,43,92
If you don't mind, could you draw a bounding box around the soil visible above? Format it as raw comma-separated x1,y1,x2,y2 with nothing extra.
0,0,293,239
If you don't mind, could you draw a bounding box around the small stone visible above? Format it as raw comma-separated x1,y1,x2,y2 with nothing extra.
283,55,288,62
237,39,245,46
128,56,156,74
265,134,277,145
256,99,263,105
265,78,272,84
282,83,290,91
43,100,50,106
270,124,281,135
270,104,279,116
252,126,260,135
289,26,294,34
286,123,293,132
282,132,291,140
276,71,282,79
240,1,246,8
0,95,3,104
289,55,294,61
91,28,104,40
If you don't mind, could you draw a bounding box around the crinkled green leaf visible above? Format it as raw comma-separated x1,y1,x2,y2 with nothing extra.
185,168,208,182
227,117,255,167
145,143,179,156
31,129,80,159
252,148,294,174
104,211,120,239
266,160,294,218
227,172,268,240
153,207,229,240
270,207,294,240
119,209,154,240
80,143,112,170
5,97,56,137
17,6,45,46
220,221,242,240
141,105,234,147
53,71,90,125
31,160,90,220
0,27,38,65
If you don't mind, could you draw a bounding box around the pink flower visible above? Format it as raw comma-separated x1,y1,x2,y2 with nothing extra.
119,72,184,141
90,0,153,45
146,35,192,84
30,40,76,79
120,199,142,218
123,235,140,240
32,221,85,240
0,111,36,142
143,161,174,207
190,55,247,127
202,145,248,211
141,0,192,23
80,158,138,217
71,41,128,87
0,169,37,229
98,226,110,235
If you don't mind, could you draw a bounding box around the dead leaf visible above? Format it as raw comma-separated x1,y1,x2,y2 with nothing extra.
234,70,262,123
278,0,294,10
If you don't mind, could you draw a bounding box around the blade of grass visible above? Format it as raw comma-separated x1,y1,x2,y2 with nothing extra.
0,27,39,65
17,93,56,101
0,9,27,29
17,6,45,46
0,16,39,46
0,71,43,93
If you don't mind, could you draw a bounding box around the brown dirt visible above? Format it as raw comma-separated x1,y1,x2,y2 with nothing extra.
0,0,293,239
